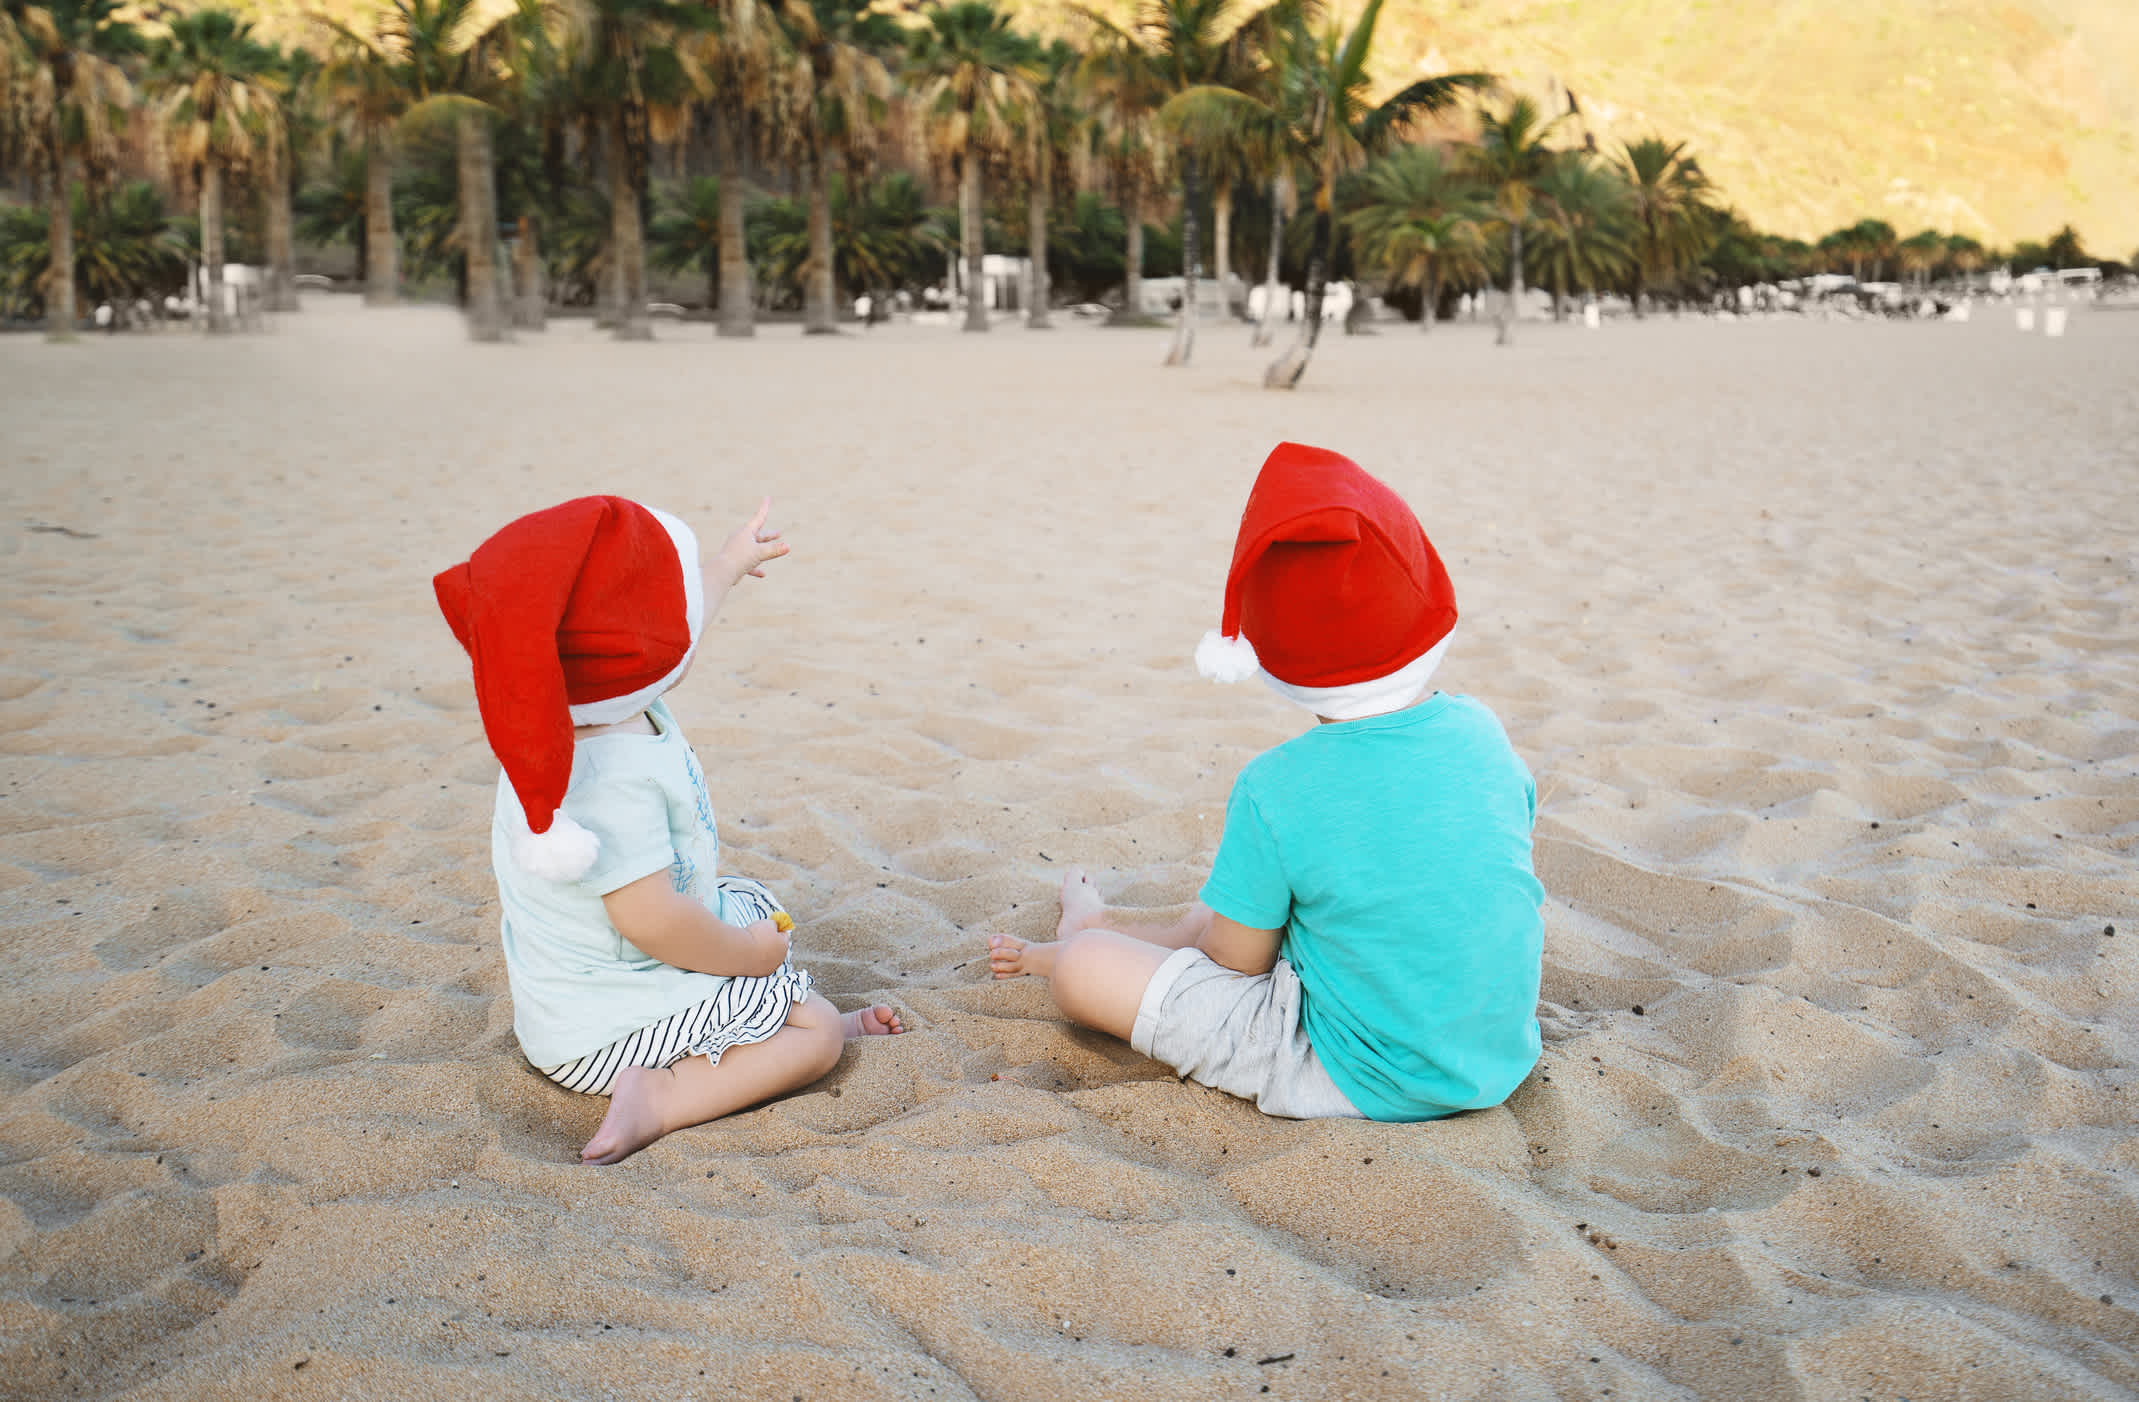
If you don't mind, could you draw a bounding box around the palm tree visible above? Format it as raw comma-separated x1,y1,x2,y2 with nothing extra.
1078,20,1166,329
907,0,1036,333
1013,37,1079,329
392,0,563,341
1849,217,1897,281
261,45,322,313
838,170,953,301
1815,225,1860,280
318,16,409,306
2,0,139,339
1469,96,1561,347
475,0,570,330
555,0,711,342
686,0,783,337
1103,0,1262,364
1165,0,1487,384
2043,224,2087,269
1895,229,1944,292
1183,80,1268,324
0,179,189,315
775,0,896,333
1527,151,1632,319
1943,232,1985,292
147,8,284,334
1617,135,1713,317
649,171,722,305
1343,143,1485,332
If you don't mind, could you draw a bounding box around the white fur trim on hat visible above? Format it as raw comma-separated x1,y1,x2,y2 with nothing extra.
568,507,705,726
1258,632,1454,721
1196,630,1263,684
510,808,601,881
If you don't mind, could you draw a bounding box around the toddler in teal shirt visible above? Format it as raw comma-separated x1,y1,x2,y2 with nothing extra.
988,443,1544,1120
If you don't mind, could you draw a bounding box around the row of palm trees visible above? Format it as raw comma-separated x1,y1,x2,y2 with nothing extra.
0,0,1526,385
7,0,2107,381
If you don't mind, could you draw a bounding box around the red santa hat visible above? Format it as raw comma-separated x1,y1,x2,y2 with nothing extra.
1195,442,1457,720
433,495,703,881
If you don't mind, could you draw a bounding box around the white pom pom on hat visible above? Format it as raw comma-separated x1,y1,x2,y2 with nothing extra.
1195,629,1263,684
1195,442,1457,711
509,810,603,882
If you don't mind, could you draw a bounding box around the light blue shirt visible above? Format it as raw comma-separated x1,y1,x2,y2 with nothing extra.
1199,694,1544,1121
491,699,735,1066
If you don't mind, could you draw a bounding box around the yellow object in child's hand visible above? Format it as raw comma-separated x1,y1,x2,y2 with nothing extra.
773,911,793,933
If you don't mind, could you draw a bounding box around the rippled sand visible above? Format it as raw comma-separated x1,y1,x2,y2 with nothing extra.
2,298,2135,1399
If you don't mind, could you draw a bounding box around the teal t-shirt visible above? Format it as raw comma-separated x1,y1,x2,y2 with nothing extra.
1198,693,1544,1121
491,698,737,1067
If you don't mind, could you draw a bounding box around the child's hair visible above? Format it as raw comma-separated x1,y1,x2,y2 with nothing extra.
434,496,703,879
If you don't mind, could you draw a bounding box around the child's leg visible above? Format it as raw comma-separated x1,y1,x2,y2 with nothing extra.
986,867,1210,1041
582,993,902,1165
988,867,1211,979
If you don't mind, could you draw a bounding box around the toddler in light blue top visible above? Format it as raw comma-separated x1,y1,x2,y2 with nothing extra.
435,495,903,1165
987,443,1544,1121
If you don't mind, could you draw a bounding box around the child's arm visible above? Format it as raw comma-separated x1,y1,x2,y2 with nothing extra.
602,871,791,977
702,497,789,620
1196,913,1281,976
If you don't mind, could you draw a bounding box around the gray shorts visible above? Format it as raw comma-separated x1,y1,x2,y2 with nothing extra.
1130,947,1363,1120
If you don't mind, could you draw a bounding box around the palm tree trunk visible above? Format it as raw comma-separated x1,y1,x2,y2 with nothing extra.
1496,219,1522,347
1553,270,1565,322
960,148,987,333
1026,139,1051,329
608,116,650,342
514,214,546,329
1111,185,1144,326
45,153,77,341
202,159,229,334
714,106,753,338
1252,169,1287,347
459,115,506,342
1264,200,1329,389
1423,264,1439,333
266,143,298,313
1213,180,1234,318
363,132,398,307
1165,154,1199,366
802,146,836,334
1633,218,1651,319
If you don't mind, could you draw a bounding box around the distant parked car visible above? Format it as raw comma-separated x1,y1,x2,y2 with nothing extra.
648,302,686,318
293,273,335,289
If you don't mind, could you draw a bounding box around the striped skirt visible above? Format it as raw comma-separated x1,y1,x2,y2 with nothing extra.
538,877,814,1097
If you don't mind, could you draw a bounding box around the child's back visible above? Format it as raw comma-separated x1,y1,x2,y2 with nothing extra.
1204,692,1543,1121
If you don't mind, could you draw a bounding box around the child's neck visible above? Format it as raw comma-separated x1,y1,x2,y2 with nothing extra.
1314,691,1435,725
575,710,656,739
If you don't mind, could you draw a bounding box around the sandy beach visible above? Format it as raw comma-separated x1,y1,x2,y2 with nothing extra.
2,299,2135,1399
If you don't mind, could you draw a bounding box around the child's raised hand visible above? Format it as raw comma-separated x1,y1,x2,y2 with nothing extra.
715,497,789,585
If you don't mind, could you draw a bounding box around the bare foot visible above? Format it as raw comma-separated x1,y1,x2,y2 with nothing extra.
1056,866,1107,940
582,1064,673,1165
988,931,1058,980
842,1004,905,1037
